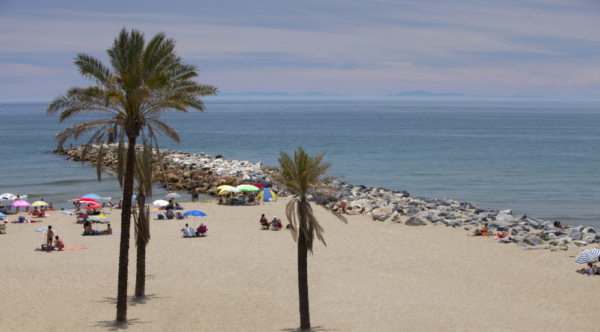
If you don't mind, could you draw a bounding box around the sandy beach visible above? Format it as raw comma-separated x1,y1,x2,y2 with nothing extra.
1,197,598,331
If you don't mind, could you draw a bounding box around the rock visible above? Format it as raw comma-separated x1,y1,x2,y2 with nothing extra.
433,221,443,226
406,206,420,216
511,228,519,235
550,244,568,251
517,243,528,248
215,155,224,159
524,237,543,246
445,213,456,220
405,217,427,226
496,213,515,222
371,205,396,222
570,232,583,240
499,239,512,244
512,236,522,243
497,226,509,232
574,241,588,247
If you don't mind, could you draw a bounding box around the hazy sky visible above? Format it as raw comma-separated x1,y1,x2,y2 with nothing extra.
1,0,599,101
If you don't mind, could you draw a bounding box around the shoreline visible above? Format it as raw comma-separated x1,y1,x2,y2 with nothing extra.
53,144,599,251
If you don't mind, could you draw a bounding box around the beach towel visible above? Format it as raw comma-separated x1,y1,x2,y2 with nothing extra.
62,247,87,250
62,211,76,215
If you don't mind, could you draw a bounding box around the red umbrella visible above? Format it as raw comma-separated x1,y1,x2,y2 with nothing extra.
252,183,266,188
77,198,100,205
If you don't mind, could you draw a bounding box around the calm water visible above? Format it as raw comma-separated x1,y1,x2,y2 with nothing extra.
1,100,599,227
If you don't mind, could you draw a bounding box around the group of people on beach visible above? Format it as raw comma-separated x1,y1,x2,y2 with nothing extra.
181,223,207,237
259,214,291,231
43,225,64,252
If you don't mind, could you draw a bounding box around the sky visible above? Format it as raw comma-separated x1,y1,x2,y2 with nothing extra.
0,0,599,101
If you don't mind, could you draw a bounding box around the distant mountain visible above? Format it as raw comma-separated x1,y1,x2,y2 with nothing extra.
215,92,349,99
384,90,547,100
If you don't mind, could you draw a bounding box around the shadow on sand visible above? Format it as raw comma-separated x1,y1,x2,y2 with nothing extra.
92,294,169,330
281,326,336,332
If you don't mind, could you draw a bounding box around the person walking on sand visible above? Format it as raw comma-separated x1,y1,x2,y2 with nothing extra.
46,226,54,252
54,235,64,251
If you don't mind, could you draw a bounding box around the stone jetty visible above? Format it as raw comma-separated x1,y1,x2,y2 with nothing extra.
56,144,599,250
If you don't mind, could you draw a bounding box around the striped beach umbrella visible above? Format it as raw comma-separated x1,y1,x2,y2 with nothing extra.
77,198,100,205
576,248,600,264
166,193,181,199
257,189,277,202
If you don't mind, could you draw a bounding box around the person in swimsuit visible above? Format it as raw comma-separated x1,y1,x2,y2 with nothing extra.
54,236,64,251
260,214,269,228
103,224,113,235
46,226,54,251
471,223,488,236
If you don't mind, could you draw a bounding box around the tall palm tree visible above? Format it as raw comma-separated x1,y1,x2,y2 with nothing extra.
46,28,217,322
272,147,347,330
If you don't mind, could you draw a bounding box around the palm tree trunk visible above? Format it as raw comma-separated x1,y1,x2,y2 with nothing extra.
135,237,146,297
298,230,310,330
116,136,137,322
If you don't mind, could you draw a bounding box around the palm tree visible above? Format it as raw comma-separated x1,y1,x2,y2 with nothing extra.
132,142,165,298
272,147,347,330
46,28,217,322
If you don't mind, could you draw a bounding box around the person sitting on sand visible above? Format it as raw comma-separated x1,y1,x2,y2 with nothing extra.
24,206,30,213
196,223,207,237
471,223,488,236
31,208,39,217
260,214,269,228
117,200,122,209
54,235,64,251
46,226,54,252
49,203,55,211
181,223,195,237
175,203,183,210
102,224,112,235
84,220,94,235
577,262,599,276
553,221,568,229
218,196,224,205
271,216,281,231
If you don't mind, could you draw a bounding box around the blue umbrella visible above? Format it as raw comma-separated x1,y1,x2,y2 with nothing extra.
184,210,207,217
183,210,207,227
0,212,6,218
83,194,102,200
166,193,181,199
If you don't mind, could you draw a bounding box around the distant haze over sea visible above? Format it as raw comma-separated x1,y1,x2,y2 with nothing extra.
214,90,577,101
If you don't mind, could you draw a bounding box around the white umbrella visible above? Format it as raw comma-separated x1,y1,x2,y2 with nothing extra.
576,248,600,264
166,193,181,198
153,200,169,207
35,227,57,233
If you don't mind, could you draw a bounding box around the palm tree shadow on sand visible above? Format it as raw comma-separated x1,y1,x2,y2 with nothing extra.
281,326,336,332
92,294,168,330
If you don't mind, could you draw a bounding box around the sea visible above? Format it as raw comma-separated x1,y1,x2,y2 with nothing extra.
1,100,599,228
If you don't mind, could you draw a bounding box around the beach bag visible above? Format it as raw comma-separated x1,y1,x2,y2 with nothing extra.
157,214,164,220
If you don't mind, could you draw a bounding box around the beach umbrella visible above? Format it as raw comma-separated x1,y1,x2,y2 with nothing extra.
31,201,49,207
77,198,100,205
576,248,600,264
166,193,180,198
88,216,108,222
184,210,207,227
0,212,6,218
257,189,277,202
216,185,234,190
218,187,240,195
237,184,260,192
153,199,169,207
0,193,16,200
252,183,266,188
11,200,30,207
35,227,56,233
82,194,102,200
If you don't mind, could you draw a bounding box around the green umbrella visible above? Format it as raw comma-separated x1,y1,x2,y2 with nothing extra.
88,215,108,222
236,184,260,192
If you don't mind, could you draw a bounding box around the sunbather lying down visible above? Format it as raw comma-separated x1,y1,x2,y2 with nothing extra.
495,232,509,240
470,223,488,236
577,263,599,276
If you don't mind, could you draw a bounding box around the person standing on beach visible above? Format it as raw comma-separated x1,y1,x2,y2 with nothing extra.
46,226,54,251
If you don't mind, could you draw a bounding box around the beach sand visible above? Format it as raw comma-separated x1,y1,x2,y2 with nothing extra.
1,197,598,331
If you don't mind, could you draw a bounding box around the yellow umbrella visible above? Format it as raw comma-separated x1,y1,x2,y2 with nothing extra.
31,201,49,207
217,185,234,190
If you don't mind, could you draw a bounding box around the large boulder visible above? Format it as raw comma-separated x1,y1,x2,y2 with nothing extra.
524,237,543,246
371,205,396,222
405,217,427,226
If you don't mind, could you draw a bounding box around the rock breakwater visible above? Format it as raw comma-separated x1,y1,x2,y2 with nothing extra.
56,144,598,250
